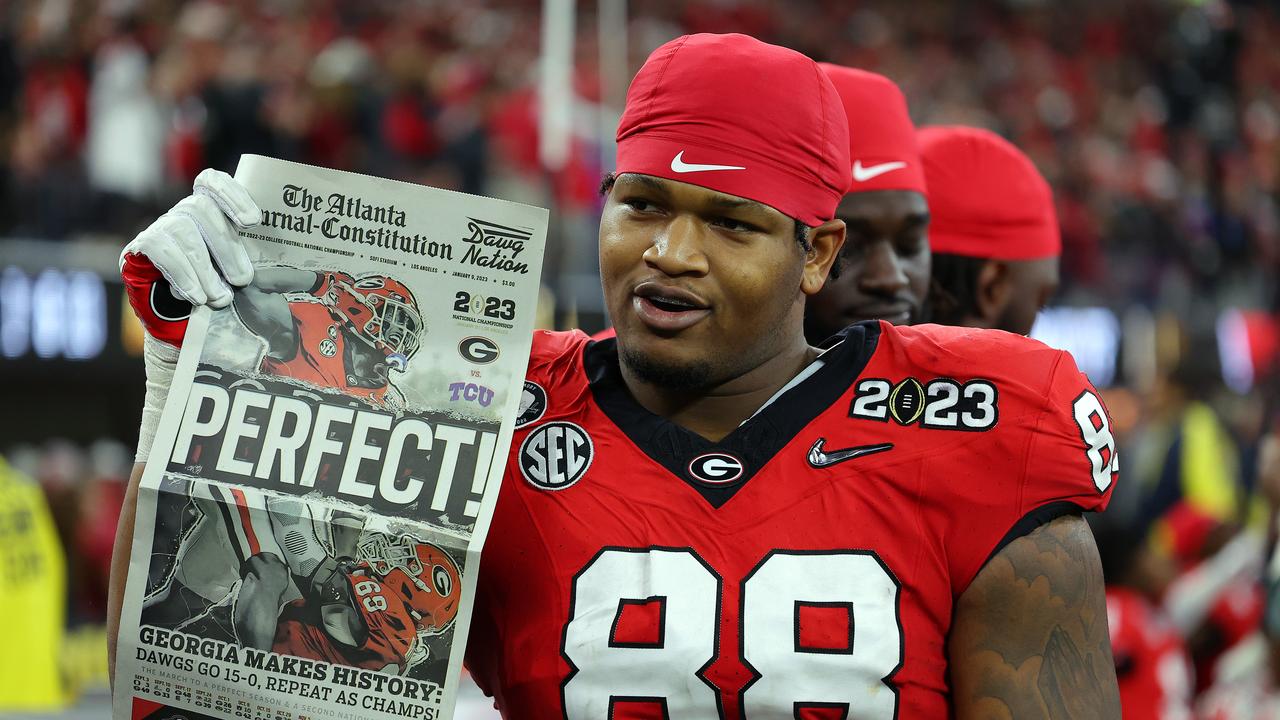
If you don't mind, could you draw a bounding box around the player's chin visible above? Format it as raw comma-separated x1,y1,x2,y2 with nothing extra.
617,337,718,390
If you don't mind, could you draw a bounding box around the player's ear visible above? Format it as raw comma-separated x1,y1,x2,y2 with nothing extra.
974,260,1012,325
800,219,845,296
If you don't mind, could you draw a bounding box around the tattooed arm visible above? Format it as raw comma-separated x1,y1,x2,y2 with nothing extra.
949,514,1121,719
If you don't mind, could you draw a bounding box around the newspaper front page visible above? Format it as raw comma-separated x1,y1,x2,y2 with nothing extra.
114,155,548,720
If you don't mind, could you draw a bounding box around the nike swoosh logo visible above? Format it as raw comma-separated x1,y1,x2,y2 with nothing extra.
852,160,907,182
670,151,747,174
807,438,894,468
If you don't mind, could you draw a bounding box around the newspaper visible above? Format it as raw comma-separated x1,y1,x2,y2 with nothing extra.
114,155,547,720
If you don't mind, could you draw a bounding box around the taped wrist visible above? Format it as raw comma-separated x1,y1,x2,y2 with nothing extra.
135,335,181,462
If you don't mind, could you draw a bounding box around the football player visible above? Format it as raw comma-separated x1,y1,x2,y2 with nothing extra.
146,497,458,675
804,64,931,342
140,488,364,642
236,266,422,406
270,533,461,673
111,33,1121,717
918,125,1060,335
122,250,422,406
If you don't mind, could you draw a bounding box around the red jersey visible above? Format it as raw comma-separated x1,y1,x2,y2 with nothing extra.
273,569,415,671
258,277,387,405
467,321,1117,718
1107,587,1193,720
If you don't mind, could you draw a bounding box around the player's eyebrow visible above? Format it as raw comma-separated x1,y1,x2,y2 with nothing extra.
845,211,931,235
620,174,772,214
617,173,672,197
843,218,880,235
617,173,780,227
703,193,771,215
901,211,931,228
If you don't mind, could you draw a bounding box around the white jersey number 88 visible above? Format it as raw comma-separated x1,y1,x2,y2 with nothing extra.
562,547,901,719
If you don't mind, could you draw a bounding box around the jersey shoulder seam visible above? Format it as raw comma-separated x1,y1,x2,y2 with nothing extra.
1015,349,1070,518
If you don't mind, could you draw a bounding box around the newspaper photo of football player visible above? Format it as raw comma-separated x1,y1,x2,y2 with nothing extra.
140,474,463,681
110,155,547,720
226,266,423,408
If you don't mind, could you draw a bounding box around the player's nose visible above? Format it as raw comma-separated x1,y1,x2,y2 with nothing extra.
857,243,909,294
642,215,710,277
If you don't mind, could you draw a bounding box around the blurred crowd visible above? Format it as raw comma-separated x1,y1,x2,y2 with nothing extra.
4,0,1280,716
3,0,1280,315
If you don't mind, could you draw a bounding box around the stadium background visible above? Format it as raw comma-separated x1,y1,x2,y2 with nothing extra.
1,0,1279,717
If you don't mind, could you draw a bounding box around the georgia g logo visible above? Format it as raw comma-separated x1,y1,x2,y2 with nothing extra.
687,452,745,485
459,336,500,364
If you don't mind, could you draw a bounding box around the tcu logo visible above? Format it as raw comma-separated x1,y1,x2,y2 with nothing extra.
519,422,593,490
688,452,745,485
448,382,494,407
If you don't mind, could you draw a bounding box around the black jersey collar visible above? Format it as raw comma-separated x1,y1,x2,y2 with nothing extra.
584,322,883,508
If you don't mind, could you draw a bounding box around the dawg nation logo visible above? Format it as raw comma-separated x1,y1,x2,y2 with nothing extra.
461,218,533,275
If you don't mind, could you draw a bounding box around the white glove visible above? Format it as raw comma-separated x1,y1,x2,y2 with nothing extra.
121,169,261,460
121,168,260,315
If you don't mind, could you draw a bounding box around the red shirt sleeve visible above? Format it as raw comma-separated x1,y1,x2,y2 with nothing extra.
946,347,1118,595
1019,350,1117,517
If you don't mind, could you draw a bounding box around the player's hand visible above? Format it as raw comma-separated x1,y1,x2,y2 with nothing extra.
306,555,356,603
120,169,261,348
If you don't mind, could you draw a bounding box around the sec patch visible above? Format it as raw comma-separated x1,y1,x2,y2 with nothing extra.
519,421,593,490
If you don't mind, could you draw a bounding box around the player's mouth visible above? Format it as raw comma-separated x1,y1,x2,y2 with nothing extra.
632,282,711,332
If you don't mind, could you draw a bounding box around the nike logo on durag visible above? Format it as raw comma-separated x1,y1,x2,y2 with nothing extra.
670,151,747,173
852,160,907,182
807,438,894,468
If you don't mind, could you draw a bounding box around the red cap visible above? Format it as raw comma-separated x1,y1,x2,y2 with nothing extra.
918,125,1061,261
819,63,926,195
615,34,850,227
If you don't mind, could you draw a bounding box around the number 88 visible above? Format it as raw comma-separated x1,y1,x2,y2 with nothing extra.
562,548,901,719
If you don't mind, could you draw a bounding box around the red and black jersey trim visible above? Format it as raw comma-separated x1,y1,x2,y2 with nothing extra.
974,501,1088,595
584,321,882,508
